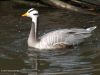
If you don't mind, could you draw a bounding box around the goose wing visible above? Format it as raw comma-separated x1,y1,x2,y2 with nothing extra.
39,28,91,47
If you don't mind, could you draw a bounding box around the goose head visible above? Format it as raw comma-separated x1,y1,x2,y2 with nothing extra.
22,8,39,24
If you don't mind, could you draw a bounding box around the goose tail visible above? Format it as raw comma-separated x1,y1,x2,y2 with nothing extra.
86,26,97,32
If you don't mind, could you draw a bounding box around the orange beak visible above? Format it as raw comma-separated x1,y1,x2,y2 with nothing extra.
21,12,28,16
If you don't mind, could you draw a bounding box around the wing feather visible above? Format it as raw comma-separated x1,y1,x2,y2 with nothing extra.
39,28,91,47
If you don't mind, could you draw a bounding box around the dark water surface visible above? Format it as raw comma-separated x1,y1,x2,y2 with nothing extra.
0,1,100,75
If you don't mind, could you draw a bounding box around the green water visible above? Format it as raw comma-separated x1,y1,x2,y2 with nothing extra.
0,1,100,75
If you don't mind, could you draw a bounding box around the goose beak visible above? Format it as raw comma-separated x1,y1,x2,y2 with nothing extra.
22,12,28,16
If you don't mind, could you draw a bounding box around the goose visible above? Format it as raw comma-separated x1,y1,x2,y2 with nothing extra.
22,8,96,50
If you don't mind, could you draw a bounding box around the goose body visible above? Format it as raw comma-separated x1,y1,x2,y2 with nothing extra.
22,8,96,50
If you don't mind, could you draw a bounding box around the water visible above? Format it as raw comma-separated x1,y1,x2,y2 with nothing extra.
0,1,100,75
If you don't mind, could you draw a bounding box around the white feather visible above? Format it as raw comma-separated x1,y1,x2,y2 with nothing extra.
23,8,97,50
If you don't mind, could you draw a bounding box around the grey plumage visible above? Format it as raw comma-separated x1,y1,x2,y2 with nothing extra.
37,26,96,49
22,8,97,50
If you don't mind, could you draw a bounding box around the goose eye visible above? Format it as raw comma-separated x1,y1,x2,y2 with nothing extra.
33,13,38,15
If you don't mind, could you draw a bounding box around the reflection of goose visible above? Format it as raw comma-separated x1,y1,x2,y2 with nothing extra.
22,8,96,50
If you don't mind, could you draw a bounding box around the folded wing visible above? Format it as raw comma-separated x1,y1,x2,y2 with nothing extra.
39,26,96,47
